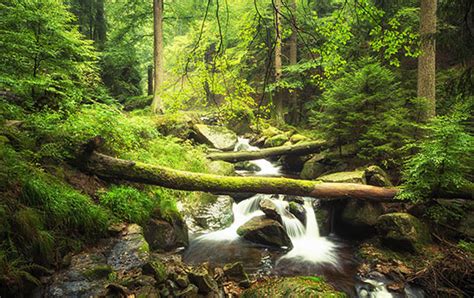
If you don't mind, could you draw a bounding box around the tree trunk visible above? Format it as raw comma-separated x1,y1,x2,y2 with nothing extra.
288,0,299,124
273,0,284,123
147,65,153,96
83,151,399,202
417,0,437,119
151,0,164,114
208,140,328,162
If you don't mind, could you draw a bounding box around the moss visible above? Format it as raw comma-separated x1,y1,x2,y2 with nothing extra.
264,134,288,147
242,276,345,297
317,171,366,184
139,242,150,254
84,265,113,280
143,260,167,283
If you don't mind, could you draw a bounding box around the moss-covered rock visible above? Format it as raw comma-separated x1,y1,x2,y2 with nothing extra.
259,198,282,223
154,111,201,139
290,134,308,144
142,260,168,283
235,161,261,172
264,134,288,148
83,265,113,280
317,170,366,184
143,211,189,252
188,265,219,294
223,262,248,283
364,165,393,187
376,213,431,253
242,276,345,297
261,126,283,139
237,216,292,249
208,160,235,176
289,201,306,224
193,124,238,151
338,201,384,238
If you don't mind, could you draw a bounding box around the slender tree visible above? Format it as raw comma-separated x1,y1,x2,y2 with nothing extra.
273,0,284,123
288,0,298,123
151,0,164,114
417,0,437,119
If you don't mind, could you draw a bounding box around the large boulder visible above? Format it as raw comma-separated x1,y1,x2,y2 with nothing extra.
193,124,238,151
154,112,202,139
208,160,235,176
376,213,431,253
364,165,393,187
337,200,384,238
237,216,292,249
317,170,366,184
288,202,306,224
235,161,261,172
259,198,282,223
280,155,309,173
143,212,188,251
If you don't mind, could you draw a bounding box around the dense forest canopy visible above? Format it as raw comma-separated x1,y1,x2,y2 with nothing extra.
0,0,473,297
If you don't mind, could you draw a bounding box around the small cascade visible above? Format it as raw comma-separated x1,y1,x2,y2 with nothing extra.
357,279,395,298
234,137,281,176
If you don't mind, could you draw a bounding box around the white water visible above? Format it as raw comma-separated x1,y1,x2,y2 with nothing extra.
196,138,338,267
358,279,394,298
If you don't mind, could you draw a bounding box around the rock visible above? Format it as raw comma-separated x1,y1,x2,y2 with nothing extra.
175,274,190,288
154,112,202,139
315,204,332,236
193,124,238,151
317,170,366,184
338,201,384,239
230,192,257,203
83,265,113,280
365,165,393,187
223,262,248,282
142,260,168,283
300,153,330,179
241,277,344,297
300,145,358,179
263,134,288,148
175,284,199,297
188,265,219,294
144,213,188,252
237,216,292,249
288,202,306,224
376,213,431,253
107,224,150,271
235,161,261,172
259,198,282,223
289,134,308,144
208,160,235,176
284,196,305,205
261,126,283,139
280,155,308,173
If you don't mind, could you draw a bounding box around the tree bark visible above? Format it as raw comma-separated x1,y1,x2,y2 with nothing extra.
207,140,328,162
417,0,437,119
83,151,399,202
151,0,164,114
147,65,153,96
273,0,284,123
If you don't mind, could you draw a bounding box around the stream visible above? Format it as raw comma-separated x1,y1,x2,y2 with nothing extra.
183,138,424,297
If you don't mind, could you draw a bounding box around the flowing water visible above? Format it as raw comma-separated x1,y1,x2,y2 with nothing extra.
183,138,423,297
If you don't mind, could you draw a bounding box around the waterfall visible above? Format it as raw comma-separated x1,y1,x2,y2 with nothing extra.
234,137,281,176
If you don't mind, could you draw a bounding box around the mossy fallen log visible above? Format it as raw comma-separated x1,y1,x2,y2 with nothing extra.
207,140,328,162
83,151,398,201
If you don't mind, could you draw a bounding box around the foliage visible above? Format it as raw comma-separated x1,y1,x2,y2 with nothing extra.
99,186,155,224
0,0,100,109
311,60,421,166
398,113,473,202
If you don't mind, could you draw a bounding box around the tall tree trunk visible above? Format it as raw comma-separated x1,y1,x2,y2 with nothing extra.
417,0,437,119
273,0,284,123
151,0,164,114
288,0,298,124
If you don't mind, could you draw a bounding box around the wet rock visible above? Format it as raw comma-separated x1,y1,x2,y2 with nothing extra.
288,201,306,224
208,160,235,176
300,145,358,179
280,155,309,173
223,262,248,283
338,200,384,238
230,192,257,203
175,284,199,297
317,170,366,184
259,198,282,223
107,224,150,271
284,196,305,205
175,274,190,288
365,165,393,187
193,124,238,151
188,265,219,294
235,161,261,172
263,134,288,148
143,212,188,252
376,213,431,253
237,216,292,249
142,259,168,283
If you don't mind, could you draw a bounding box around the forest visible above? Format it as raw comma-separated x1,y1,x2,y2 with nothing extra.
0,0,473,297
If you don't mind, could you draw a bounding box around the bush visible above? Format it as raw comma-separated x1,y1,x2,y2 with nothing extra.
397,112,473,202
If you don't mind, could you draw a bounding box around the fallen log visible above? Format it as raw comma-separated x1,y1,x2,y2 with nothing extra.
207,140,328,162
83,151,399,202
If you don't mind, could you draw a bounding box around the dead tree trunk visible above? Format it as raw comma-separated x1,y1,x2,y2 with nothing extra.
207,140,328,162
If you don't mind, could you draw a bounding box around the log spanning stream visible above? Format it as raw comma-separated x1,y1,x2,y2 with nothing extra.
183,138,424,297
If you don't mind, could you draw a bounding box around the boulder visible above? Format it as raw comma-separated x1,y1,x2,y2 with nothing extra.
263,134,288,148
289,134,308,144
142,259,168,283
376,213,431,253
261,126,283,139
338,200,384,238
143,213,188,251
208,160,235,176
317,170,366,184
193,124,238,151
235,161,261,172
241,277,344,297
288,202,306,224
364,165,393,187
188,265,219,294
237,216,292,249
280,155,308,173
259,198,282,223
